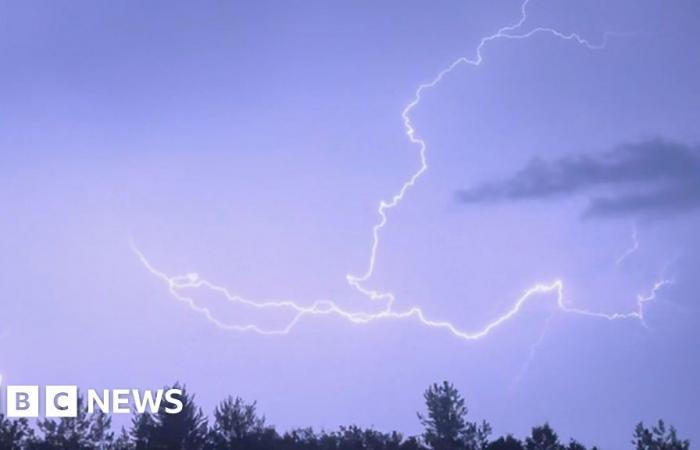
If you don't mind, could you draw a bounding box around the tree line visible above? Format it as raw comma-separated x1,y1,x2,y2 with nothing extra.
0,381,690,450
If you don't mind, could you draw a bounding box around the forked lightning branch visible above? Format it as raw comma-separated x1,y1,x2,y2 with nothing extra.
132,0,673,340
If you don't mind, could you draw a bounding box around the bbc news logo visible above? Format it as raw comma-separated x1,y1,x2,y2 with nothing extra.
1,385,183,417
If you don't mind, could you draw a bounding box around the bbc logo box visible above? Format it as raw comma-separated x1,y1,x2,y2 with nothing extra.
1,385,184,417
3,385,78,418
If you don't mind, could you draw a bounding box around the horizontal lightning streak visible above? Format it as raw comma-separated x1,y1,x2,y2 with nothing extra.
132,244,671,340
133,0,671,341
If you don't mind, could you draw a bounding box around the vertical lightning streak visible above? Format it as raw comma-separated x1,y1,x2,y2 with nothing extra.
510,314,554,390
345,0,612,308
616,224,640,266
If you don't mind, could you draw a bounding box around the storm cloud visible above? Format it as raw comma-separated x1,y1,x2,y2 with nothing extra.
455,139,700,218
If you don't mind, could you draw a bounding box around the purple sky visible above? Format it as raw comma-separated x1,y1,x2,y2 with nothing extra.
1,1,699,448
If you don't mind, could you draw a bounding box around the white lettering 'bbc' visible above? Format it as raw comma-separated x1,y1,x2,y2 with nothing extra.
7,386,39,418
45,385,78,418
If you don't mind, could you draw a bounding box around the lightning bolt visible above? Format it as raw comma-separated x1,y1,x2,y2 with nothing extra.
133,0,672,341
510,314,554,390
616,224,640,266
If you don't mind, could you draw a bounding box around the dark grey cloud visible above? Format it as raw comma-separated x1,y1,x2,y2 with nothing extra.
455,139,700,218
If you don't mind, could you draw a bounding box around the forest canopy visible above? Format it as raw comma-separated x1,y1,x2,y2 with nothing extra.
0,381,690,450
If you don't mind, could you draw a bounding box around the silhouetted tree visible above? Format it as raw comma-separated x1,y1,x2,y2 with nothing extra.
633,420,689,450
279,428,320,450
111,428,132,450
525,424,562,450
399,436,427,450
35,396,113,450
418,381,491,450
207,396,277,450
333,426,404,450
0,381,690,450
0,414,36,449
487,435,525,450
565,440,599,450
276,426,423,450
130,411,156,450
564,441,586,450
130,383,207,450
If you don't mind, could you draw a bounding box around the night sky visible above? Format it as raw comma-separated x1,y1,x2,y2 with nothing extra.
1,1,699,448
